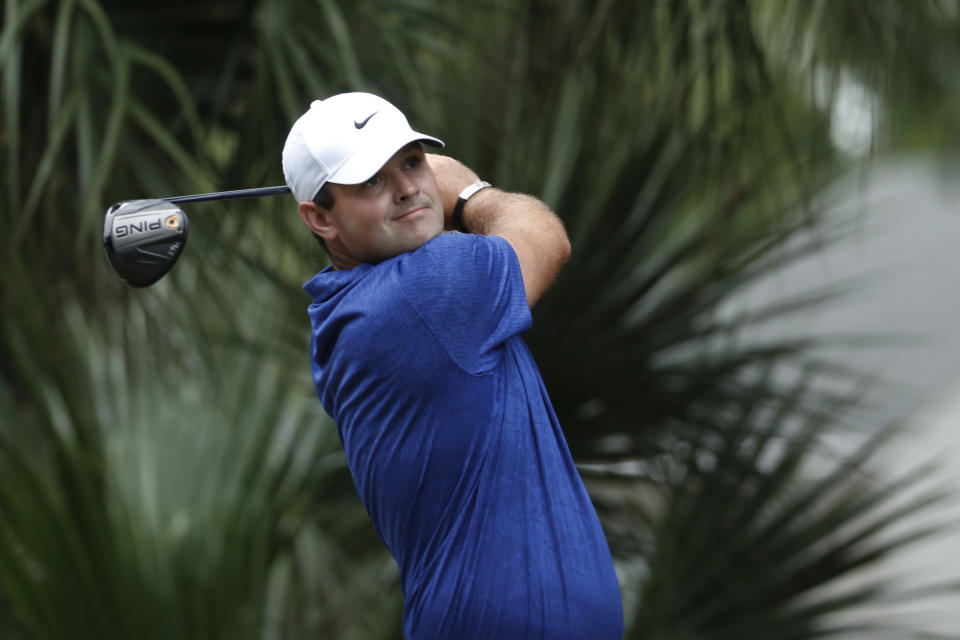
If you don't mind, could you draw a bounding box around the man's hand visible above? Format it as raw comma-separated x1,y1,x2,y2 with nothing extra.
426,153,480,229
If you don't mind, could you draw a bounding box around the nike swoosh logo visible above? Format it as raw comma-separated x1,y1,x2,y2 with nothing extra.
354,112,377,129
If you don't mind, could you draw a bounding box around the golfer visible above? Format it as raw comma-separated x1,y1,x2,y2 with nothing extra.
283,92,624,639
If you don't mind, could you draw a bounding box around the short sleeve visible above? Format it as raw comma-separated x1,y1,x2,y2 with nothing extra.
396,233,532,374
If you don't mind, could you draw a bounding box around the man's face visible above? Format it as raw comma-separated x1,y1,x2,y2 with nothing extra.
320,143,444,267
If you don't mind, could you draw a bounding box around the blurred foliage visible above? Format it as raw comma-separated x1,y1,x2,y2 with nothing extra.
2,0,960,637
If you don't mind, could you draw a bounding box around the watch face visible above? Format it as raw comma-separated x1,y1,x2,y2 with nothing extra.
460,181,491,199
453,182,490,232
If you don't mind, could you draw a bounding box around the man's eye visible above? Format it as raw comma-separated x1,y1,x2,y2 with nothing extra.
405,155,422,169
364,175,382,187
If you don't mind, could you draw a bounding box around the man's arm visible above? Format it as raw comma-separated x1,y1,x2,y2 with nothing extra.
427,154,571,307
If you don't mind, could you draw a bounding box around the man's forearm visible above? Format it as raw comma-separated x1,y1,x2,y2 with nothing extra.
426,152,571,305
459,189,569,261
460,188,571,306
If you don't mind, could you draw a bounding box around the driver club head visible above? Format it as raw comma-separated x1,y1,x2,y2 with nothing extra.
103,199,189,287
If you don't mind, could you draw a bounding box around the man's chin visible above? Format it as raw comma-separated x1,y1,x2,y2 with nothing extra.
367,231,440,263
403,228,443,254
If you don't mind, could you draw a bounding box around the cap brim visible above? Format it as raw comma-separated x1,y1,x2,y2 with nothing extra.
327,131,444,185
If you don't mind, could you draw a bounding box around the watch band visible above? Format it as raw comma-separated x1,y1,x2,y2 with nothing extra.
452,180,492,232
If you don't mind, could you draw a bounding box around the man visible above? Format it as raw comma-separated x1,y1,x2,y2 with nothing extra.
283,92,624,639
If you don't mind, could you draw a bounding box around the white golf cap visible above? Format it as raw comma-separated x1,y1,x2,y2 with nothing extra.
282,92,444,203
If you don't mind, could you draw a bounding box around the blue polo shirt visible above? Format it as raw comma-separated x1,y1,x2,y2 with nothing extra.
304,232,623,639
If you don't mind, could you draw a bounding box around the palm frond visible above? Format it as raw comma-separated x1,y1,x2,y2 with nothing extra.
595,379,953,638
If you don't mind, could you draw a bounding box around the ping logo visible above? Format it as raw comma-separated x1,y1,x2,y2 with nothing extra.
114,215,175,238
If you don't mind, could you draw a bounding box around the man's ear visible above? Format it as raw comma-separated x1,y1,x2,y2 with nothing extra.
299,201,337,241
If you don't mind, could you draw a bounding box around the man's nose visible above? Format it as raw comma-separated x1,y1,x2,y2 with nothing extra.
393,172,419,201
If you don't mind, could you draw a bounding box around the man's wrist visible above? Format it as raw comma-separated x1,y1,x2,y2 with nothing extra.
452,181,492,232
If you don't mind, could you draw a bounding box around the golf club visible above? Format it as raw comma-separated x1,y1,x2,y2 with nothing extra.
103,185,290,287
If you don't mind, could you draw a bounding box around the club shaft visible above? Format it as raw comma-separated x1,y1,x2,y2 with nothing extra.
165,185,290,204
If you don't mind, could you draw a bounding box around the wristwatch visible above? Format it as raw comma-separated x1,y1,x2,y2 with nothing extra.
452,180,492,232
